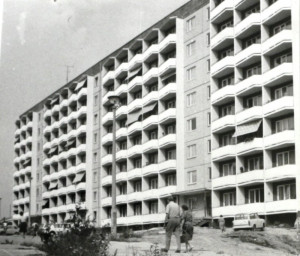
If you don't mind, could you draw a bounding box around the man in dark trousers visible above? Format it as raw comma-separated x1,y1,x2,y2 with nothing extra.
161,196,182,253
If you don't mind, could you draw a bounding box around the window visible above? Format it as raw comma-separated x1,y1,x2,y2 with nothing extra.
186,41,196,56
148,153,158,164
166,124,176,134
107,187,112,197
94,77,98,87
186,16,195,32
220,19,233,31
219,133,235,147
207,112,211,126
222,192,235,206
208,167,212,180
220,47,234,59
93,191,97,201
94,114,98,125
133,136,142,145
36,188,40,196
120,141,127,150
134,180,142,192
134,203,142,215
166,99,176,109
38,128,41,136
243,4,260,18
274,84,293,100
188,171,197,184
207,33,210,45
150,130,158,140
149,201,158,214
134,158,142,168
244,94,262,108
107,166,112,175
277,183,296,200
187,118,197,131
37,158,40,166
276,150,295,166
93,172,97,182
208,140,211,153
207,86,211,99
38,113,41,121
149,178,158,189
94,95,98,106
119,183,127,195
119,205,127,217
247,156,263,171
166,148,176,160
187,144,197,159
248,188,263,203
37,173,40,181
272,19,291,35
272,51,292,68
221,162,236,176
244,34,261,48
207,59,210,72
166,174,176,186
186,66,196,81
274,116,294,133
220,74,234,88
93,152,98,163
134,90,142,99
245,64,261,78
107,146,112,154
93,133,97,144
119,163,127,172
186,92,196,107
207,7,210,20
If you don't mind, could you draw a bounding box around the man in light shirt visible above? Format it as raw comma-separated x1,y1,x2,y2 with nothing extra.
161,196,182,253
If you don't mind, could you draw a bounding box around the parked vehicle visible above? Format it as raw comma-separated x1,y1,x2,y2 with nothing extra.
3,225,19,235
49,223,71,236
233,213,265,231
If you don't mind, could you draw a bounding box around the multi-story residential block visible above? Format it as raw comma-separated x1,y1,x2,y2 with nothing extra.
210,0,300,225
12,0,300,228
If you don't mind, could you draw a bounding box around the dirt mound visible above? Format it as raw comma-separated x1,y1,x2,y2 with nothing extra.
226,230,299,255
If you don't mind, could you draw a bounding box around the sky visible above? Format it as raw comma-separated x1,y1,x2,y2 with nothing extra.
0,0,189,218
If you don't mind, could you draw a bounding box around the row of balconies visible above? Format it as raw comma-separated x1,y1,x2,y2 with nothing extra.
13,166,31,178
14,121,33,136
12,196,30,206
13,151,32,165
212,199,297,217
12,212,29,221
13,181,30,192
212,96,294,133
101,185,177,207
212,164,297,190
42,144,86,167
42,182,86,199
43,88,87,120
102,160,176,186
212,130,294,161
14,135,33,150
43,107,87,135
41,202,87,215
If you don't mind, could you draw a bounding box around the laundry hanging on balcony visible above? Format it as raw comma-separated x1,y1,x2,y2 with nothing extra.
126,67,142,81
161,71,176,82
64,138,76,149
48,146,58,154
48,181,58,190
233,120,262,137
22,158,31,166
50,97,59,105
74,78,87,91
72,172,86,184
126,109,142,126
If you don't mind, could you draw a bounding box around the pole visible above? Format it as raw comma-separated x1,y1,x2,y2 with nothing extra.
28,177,32,227
0,197,2,220
111,105,117,236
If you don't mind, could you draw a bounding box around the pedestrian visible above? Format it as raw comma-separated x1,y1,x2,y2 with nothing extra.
19,212,28,238
219,215,225,232
161,196,182,254
181,205,194,252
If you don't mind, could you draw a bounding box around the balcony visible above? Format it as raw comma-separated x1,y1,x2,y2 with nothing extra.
44,109,52,119
66,167,76,177
142,163,159,176
159,108,176,124
236,106,263,124
265,199,297,214
262,0,291,25
235,44,261,68
235,75,262,97
128,76,142,92
49,172,59,181
115,83,128,97
143,91,158,107
102,175,112,186
159,83,176,101
128,54,143,71
60,99,68,110
263,96,293,118
102,154,112,166
42,174,50,183
116,172,127,183
127,145,142,158
116,105,128,120
127,191,143,202
141,213,165,224
212,175,236,190
211,56,234,78
58,116,68,128
102,112,113,126
127,121,142,136
103,91,114,106
262,63,293,88
52,104,60,115
142,139,159,153
57,187,67,196
264,130,295,150
236,170,264,185
235,13,261,39
77,88,87,100
115,62,128,79
128,99,142,113
43,158,51,167
236,138,263,156
116,128,127,141
143,68,159,85
236,203,265,215
211,27,234,51
212,145,236,162
102,71,115,86
68,111,77,123
50,121,59,131
142,115,158,130
68,93,77,105
211,0,234,24
159,160,176,173
127,168,142,180
159,58,176,77
265,164,296,182
159,185,177,197
76,144,86,155
159,34,176,53
64,185,76,194
143,44,159,62
76,182,86,192
77,106,87,118
116,195,127,204
212,115,235,134
159,134,176,149
262,30,292,56
142,188,160,200
101,197,112,207
57,169,67,179
116,150,127,162
211,85,235,105
212,205,237,217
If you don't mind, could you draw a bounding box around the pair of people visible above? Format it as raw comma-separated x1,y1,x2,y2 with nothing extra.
161,196,194,253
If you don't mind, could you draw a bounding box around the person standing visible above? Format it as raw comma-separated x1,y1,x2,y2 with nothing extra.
181,205,194,252
19,212,27,238
161,196,182,253
219,215,225,233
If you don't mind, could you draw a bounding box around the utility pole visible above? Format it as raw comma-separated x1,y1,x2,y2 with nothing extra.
65,65,74,83
0,197,2,220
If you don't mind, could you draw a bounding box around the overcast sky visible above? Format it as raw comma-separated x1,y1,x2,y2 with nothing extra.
0,0,189,218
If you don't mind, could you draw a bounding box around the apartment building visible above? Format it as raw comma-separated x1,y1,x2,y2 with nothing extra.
210,0,300,224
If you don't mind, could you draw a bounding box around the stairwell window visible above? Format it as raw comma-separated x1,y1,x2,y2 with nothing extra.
187,118,197,131
186,41,196,56
187,66,196,81
186,92,196,107
187,144,197,159
186,16,195,32
188,171,197,184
